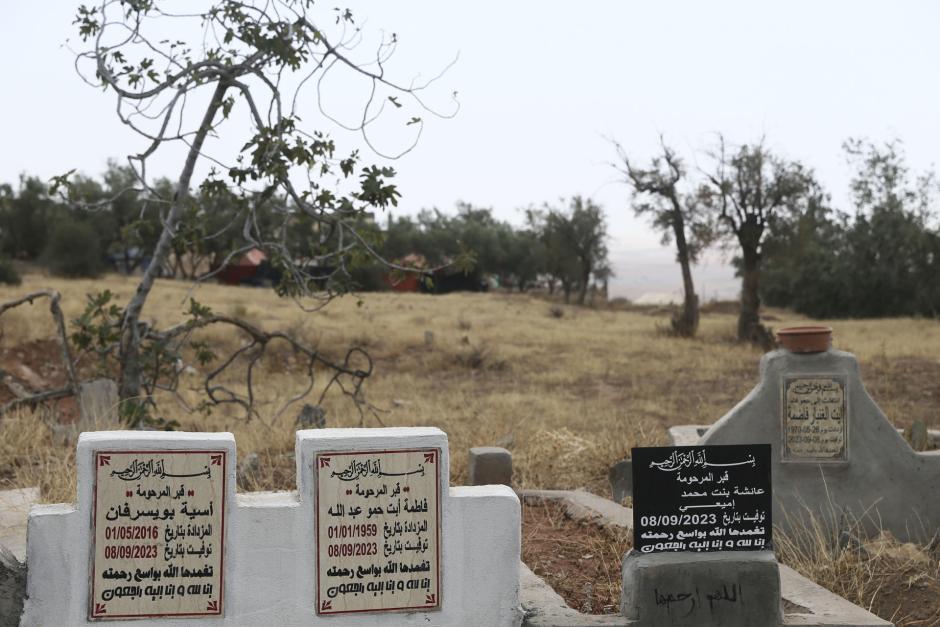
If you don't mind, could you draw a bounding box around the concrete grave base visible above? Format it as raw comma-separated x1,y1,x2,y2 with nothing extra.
691,348,940,543
620,549,782,627
518,490,891,627
18,428,523,626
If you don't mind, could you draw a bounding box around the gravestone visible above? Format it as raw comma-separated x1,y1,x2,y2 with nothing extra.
315,447,441,614
695,346,940,542
632,445,772,554
89,449,227,618
21,432,235,625
623,444,781,627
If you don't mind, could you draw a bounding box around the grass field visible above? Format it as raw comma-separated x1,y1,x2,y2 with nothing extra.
1,272,939,501
1,273,939,624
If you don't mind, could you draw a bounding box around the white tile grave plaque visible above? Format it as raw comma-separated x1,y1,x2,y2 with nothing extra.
782,375,848,462
316,448,441,615
89,450,226,619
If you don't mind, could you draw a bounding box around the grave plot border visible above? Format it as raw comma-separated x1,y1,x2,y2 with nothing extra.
518,489,891,627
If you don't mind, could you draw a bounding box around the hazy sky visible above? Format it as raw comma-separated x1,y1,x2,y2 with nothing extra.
2,1,939,299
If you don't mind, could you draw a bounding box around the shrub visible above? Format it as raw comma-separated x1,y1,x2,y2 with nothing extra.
42,219,103,278
0,258,21,285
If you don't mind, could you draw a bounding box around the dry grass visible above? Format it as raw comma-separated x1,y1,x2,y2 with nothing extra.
1,273,940,624
0,272,939,504
775,505,940,626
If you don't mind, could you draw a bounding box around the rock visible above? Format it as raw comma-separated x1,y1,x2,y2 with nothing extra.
51,379,120,446
0,547,26,627
78,379,120,429
296,404,326,429
608,458,632,503
907,420,929,451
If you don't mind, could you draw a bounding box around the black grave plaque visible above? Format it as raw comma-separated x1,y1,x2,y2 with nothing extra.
632,444,772,554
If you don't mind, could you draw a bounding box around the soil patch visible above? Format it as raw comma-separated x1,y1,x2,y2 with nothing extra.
521,500,631,615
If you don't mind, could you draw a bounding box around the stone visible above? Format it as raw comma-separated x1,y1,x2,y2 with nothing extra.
295,403,325,428
21,431,236,625
77,378,119,428
50,378,121,446
621,549,782,627
468,446,512,486
608,458,631,503
0,548,25,627
0,488,38,563
907,420,929,451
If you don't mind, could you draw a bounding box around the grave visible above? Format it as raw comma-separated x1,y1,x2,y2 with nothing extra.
624,444,781,626
18,427,522,626
667,337,940,542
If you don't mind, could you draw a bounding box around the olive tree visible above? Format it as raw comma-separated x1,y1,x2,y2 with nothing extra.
612,138,712,337
702,137,814,346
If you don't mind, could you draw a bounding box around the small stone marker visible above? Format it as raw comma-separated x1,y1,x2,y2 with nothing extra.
608,458,632,502
621,549,782,626
782,375,847,462
468,446,512,486
315,448,441,615
632,444,772,553
89,449,227,619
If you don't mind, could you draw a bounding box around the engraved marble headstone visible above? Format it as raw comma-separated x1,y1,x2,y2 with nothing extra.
782,375,847,462
315,448,441,615
89,450,226,619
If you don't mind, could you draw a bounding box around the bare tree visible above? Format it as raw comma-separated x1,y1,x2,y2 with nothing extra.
9,0,457,425
701,137,813,345
613,138,712,337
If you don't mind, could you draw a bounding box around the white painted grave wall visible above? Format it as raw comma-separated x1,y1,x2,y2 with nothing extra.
20,428,522,626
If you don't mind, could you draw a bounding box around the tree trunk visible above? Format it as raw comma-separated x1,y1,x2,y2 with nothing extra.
738,245,762,343
577,263,590,306
118,81,229,409
562,281,572,304
670,205,699,337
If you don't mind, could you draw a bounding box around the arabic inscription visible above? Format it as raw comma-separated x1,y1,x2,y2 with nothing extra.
90,450,226,619
783,375,848,462
316,449,441,615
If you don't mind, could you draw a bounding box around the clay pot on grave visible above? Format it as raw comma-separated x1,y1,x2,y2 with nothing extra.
776,325,833,353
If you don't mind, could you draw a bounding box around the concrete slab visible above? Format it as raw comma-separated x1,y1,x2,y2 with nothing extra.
521,489,633,532
0,489,38,563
